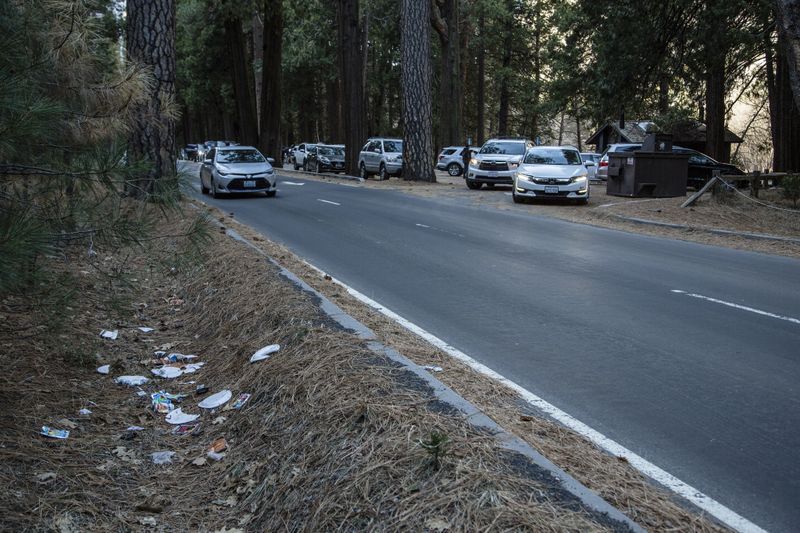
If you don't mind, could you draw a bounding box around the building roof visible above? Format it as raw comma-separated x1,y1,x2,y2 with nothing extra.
585,120,743,146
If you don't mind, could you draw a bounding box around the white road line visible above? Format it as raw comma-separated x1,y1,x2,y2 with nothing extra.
672,289,800,325
282,181,305,186
296,259,766,533
317,199,340,206
415,223,431,228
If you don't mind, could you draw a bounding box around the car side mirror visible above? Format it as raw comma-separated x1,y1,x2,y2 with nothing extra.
266,157,275,164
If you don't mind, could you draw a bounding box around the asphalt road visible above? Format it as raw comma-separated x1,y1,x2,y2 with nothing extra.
184,163,800,532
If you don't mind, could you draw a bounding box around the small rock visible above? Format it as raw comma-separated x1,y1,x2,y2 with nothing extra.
36,472,57,484
138,516,157,526
192,457,208,467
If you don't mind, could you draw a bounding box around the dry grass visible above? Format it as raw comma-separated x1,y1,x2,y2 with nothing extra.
0,211,626,531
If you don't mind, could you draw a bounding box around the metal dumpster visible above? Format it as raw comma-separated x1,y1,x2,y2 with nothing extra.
606,134,689,197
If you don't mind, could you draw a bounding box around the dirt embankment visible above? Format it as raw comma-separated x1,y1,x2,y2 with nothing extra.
1,211,644,531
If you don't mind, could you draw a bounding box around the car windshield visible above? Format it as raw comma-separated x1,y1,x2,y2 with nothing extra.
480,142,526,155
217,149,266,163
318,146,344,157
383,140,402,153
524,148,582,165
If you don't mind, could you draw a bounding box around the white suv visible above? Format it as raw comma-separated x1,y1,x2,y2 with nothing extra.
466,138,533,189
292,142,317,170
358,138,403,180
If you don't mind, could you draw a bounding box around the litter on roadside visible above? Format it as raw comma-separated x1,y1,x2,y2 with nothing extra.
79,408,92,415
138,327,154,333
96,364,110,375
151,451,176,465
100,329,118,340
182,362,205,373
207,451,225,461
198,390,232,409
208,437,228,453
422,365,444,373
151,366,183,379
250,344,280,363
165,408,199,425
40,426,69,439
126,426,145,431
171,423,201,436
195,384,209,395
151,392,175,414
115,375,149,386
36,472,57,484
225,393,251,411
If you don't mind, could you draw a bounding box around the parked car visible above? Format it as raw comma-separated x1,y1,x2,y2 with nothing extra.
199,145,277,198
358,138,403,180
306,144,346,173
292,143,316,170
512,146,590,205
580,152,601,180
182,144,199,161
466,137,533,189
672,147,745,189
596,144,641,180
436,146,466,176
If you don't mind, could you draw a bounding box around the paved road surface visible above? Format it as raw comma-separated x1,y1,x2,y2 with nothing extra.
184,163,800,532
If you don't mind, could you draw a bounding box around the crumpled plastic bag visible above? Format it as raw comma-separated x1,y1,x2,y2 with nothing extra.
250,344,280,363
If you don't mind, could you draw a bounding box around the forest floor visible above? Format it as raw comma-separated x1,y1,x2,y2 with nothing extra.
291,167,800,258
0,202,730,532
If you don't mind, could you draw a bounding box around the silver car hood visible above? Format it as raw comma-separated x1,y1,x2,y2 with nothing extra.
216,162,272,174
517,164,587,178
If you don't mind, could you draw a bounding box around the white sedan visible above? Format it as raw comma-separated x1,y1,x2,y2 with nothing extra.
512,146,590,205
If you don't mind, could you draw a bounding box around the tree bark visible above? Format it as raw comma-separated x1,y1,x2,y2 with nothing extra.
126,0,177,198
476,9,485,145
776,0,800,111
259,0,283,163
775,30,800,171
225,17,259,146
337,0,368,176
401,0,435,181
253,11,264,126
704,11,727,163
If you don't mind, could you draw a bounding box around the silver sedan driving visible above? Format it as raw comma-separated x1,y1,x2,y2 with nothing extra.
200,146,277,198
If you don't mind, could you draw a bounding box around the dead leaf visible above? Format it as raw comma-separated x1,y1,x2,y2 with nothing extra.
36,472,57,484
519,415,533,422
209,437,228,453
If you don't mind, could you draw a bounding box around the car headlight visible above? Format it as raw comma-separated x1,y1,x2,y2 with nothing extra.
516,173,535,182
217,169,228,176
470,158,478,167
508,162,520,170
572,175,587,184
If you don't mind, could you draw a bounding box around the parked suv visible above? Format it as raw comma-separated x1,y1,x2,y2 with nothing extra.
466,137,533,189
358,138,403,180
293,143,316,170
436,146,466,176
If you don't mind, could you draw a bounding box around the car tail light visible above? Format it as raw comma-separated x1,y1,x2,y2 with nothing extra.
599,160,608,167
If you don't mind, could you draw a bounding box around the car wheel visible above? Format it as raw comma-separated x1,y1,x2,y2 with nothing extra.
302,160,308,172
293,160,299,170
210,179,221,198
200,178,209,195
359,163,369,180
379,164,388,181
466,180,481,190
447,162,462,176
576,198,589,205
512,189,523,203
316,161,322,174
266,190,276,197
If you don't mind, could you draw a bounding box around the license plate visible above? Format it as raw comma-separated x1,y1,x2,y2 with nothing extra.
488,171,498,178
243,180,256,188
544,185,559,194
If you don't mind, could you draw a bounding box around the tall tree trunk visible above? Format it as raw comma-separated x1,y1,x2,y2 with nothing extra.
259,0,283,163
705,59,726,162
126,0,177,198
401,0,435,181
776,0,800,111
338,0,367,176
766,23,782,170
433,0,462,149
497,3,514,136
253,11,264,126
225,17,259,146
776,30,800,171
476,9,485,145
